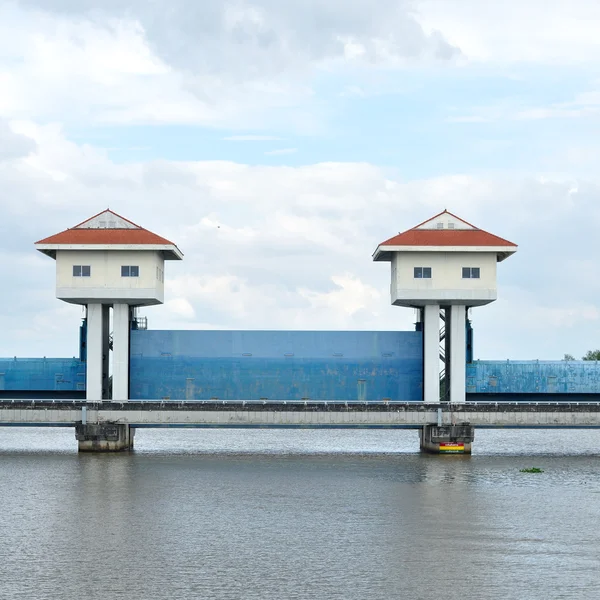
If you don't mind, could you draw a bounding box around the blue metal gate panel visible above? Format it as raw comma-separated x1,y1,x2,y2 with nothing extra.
0,358,85,391
129,330,423,401
467,360,600,394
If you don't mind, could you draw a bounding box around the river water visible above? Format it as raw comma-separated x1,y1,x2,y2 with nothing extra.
0,428,599,600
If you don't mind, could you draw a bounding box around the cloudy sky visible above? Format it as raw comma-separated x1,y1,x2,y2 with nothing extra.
2,0,600,360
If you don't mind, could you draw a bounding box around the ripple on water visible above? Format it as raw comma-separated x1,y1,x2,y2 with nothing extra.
0,427,599,600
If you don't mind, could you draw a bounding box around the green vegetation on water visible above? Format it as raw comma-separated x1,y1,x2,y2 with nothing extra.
520,467,544,473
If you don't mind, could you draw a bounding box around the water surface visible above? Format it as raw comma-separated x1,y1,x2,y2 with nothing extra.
0,428,598,600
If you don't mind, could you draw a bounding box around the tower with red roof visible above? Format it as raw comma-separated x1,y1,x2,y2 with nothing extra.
373,210,516,405
35,209,183,403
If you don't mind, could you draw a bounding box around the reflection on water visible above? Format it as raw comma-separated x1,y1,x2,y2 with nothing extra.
0,428,599,600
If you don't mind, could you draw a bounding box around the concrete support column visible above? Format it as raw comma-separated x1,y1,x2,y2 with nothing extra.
420,424,474,454
112,304,131,401
449,304,466,404
76,423,134,452
86,304,105,401
423,304,440,403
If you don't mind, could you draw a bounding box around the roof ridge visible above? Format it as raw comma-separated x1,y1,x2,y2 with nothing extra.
408,209,480,232
71,209,142,230
438,210,479,230
409,209,449,230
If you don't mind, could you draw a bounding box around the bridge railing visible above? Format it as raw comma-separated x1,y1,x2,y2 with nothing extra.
3,398,600,407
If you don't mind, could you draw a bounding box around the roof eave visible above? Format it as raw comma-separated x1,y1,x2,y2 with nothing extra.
35,247,57,259
372,247,392,262
163,246,184,260
34,243,184,260
373,244,518,262
497,249,517,262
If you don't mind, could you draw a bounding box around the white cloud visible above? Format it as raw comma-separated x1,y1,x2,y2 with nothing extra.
0,0,459,130
0,119,37,160
2,125,600,362
20,0,460,71
224,135,283,141
164,297,196,321
299,274,382,323
515,91,600,121
0,3,317,129
449,88,600,124
446,115,490,124
0,6,208,126
417,0,600,64
264,148,297,156
2,0,600,365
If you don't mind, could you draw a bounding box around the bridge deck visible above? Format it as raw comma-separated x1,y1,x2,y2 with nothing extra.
2,400,600,428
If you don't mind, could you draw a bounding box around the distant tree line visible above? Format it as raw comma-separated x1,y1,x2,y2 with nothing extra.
563,350,600,361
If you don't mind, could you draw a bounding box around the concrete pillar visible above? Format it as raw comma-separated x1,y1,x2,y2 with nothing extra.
76,423,134,452
420,424,474,454
112,304,131,401
423,304,440,403
449,304,466,404
86,304,104,401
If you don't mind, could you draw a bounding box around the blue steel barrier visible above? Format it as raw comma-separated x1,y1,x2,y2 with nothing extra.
0,357,85,393
6,340,600,401
467,360,600,394
129,330,423,401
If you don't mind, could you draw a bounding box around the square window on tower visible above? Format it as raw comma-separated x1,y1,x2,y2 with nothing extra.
462,267,480,279
73,265,91,277
121,266,140,277
414,267,432,279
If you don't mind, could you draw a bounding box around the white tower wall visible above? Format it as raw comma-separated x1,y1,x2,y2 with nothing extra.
391,252,498,307
55,250,165,306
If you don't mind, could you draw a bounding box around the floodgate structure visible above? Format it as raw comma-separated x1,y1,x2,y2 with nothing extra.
3,209,600,453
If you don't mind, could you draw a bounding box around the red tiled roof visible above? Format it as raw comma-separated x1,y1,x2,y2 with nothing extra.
379,229,517,247
35,228,176,246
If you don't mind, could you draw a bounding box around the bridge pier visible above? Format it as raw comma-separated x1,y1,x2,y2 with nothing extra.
420,424,474,454
75,423,134,452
